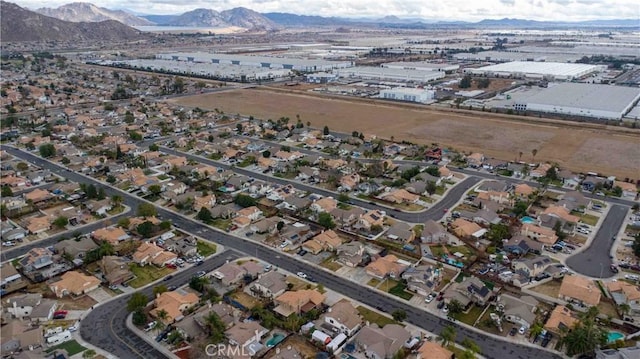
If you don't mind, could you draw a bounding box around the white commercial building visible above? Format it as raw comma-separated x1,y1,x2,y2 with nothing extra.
510,83,640,120
337,66,445,83
465,61,603,81
100,59,292,81
156,52,353,72
379,87,435,104
306,72,339,84
382,61,459,73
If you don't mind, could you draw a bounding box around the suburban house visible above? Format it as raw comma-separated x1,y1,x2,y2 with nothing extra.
530,163,552,178
99,256,134,285
321,299,363,337
331,207,366,226
358,210,385,231
520,224,558,245
541,205,580,225
164,237,198,257
274,289,326,317
556,191,591,213
53,237,98,261
466,153,485,168
354,323,411,359
366,255,408,279
503,235,544,255
18,248,53,273
233,206,263,228
0,320,44,357
421,220,449,244
511,256,554,279
513,183,535,199
25,216,51,235
336,242,366,267
444,275,493,307
133,242,178,267
416,341,453,359
5,293,42,319
248,271,288,299
0,263,28,295
85,199,113,216
401,264,441,296
92,226,130,244
544,305,578,335
558,275,601,307
607,281,640,315
499,294,539,329
212,261,263,287
310,197,338,213
49,271,101,298
226,321,268,353
151,290,199,323
386,222,415,243
614,181,638,199
379,189,419,204
302,230,343,254
451,218,486,239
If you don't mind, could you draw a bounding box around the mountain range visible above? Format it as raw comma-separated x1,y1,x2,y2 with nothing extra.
0,1,141,42
23,2,638,30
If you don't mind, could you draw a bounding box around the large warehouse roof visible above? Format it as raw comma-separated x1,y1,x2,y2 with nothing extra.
521,83,640,114
469,61,601,79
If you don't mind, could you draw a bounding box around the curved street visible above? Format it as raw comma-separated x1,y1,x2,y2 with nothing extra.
0,145,585,359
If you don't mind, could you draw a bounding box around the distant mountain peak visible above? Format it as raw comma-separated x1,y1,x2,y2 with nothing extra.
36,1,154,26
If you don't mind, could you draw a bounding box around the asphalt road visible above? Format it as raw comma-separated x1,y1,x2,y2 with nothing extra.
79,249,241,359
565,204,629,278
159,146,483,223
3,146,562,359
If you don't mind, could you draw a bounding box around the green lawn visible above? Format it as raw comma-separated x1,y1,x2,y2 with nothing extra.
379,279,399,292
320,259,342,271
211,218,232,231
388,282,414,300
45,340,87,356
574,212,599,226
357,306,398,327
128,264,174,288
367,278,381,287
435,186,446,195
197,241,217,257
455,305,486,326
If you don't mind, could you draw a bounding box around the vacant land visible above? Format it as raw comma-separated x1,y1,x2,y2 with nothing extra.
174,89,640,178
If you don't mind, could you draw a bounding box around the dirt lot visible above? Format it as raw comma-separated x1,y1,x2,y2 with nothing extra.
173,88,640,179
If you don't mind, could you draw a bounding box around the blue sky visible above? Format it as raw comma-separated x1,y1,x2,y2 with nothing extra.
14,0,640,21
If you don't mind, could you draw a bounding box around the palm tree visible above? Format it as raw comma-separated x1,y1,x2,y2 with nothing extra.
111,195,123,207
619,303,631,318
156,309,169,327
439,325,456,347
531,149,538,162
529,322,544,339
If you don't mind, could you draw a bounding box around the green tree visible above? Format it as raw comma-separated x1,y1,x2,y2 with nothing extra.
392,309,407,321
159,221,172,230
338,193,350,203
153,285,168,296
318,212,336,229
459,75,472,88
148,184,162,195
277,221,285,232
513,200,529,217
189,276,209,292
632,233,640,257
124,110,134,124
262,150,271,158
529,322,544,339
559,308,607,356
149,143,159,151
425,181,437,196
118,217,131,228
129,131,143,141
234,194,257,208
424,166,440,177
82,349,97,359
156,309,169,325
1,185,12,197
323,125,330,135
439,325,456,347
487,223,510,243
137,221,154,238
127,292,149,312
132,309,147,325
204,311,227,343
447,299,464,317
16,162,29,171
39,143,56,157
53,216,68,229
197,207,213,222
462,338,481,354
137,202,157,217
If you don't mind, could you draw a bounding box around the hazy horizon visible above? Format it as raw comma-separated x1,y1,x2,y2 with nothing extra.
11,0,640,22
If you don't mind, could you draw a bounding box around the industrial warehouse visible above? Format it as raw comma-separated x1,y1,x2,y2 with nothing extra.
336,66,446,83
492,83,640,120
155,52,354,72
465,61,604,81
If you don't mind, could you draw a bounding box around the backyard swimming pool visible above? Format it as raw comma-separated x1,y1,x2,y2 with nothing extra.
607,331,624,343
521,216,537,224
266,333,285,347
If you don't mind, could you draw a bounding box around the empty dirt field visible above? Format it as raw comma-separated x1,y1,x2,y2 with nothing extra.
173,88,640,179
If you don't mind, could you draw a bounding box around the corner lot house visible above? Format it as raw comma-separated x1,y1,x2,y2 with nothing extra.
49,271,101,298
151,290,199,323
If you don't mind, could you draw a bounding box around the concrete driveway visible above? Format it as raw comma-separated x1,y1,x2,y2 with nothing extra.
87,288,113,303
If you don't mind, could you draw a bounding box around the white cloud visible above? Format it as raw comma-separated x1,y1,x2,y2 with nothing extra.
11,0,639,21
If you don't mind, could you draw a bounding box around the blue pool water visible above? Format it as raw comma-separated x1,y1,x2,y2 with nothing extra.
607,331,624,343
266,333,285,347
521,216,537,224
